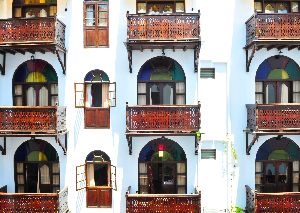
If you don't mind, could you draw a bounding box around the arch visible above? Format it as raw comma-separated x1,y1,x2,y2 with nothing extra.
256,56,300,81
139,137,187,162
12,59,58,106
84,69,110,82
14,139,59,162
138,138,187,194
13,59,58,83
256,137,300,161
137,56,185,81
255,137,300,193
14,139,60,193
85,150,111,162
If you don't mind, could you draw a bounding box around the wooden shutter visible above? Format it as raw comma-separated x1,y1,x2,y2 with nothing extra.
109,82,116,107
83,1,109,47
76,164,86,191
74,83,85,108
110,164,117,191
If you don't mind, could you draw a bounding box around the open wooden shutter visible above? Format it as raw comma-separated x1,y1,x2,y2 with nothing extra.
109,82,116,107
75,83,85,108
110,164,117,191
76,164,86,191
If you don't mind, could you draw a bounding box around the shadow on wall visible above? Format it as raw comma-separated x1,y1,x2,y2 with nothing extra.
76,189,85,213
74,108,84,147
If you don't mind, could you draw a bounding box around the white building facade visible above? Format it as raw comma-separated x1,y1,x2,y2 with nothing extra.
1,0,300,212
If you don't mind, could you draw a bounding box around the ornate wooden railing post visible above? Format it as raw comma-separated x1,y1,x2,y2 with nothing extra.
245,185,255,213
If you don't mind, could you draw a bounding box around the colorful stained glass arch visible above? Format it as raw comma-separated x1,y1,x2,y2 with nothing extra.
256,56,300,80
139,138,186,162
256,137,300,161
14,139,59,162
84,69,110,82
13,59,58,83
138,56,185,81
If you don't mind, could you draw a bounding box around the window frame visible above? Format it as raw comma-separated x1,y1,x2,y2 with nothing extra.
12,0,57,18
136,0,185,14
137,80,186,105
76,161,117,208
83,0,109,48
254,0,300,13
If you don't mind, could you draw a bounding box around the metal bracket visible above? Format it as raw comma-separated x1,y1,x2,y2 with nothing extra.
246,132,258,155
126,135,132,155
194,45,200,72
127,47,132,73
56,135,67,155
55,50,66,75
246,44,256,72
0,137,6,155
0,52,6,75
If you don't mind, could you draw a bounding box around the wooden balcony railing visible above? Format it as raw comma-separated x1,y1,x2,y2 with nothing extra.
0,193,58,212
126,193,201,213
0,106,67,135
246,13,300,47
245,185,300,212
126,104,201,132
127,13,200,42
0,17,66,51
246,104,300,132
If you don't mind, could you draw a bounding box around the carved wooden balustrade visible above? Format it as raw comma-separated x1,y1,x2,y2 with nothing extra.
0,193,58,212
0,17,66,51
126,193,201,213
126,105,201,132
246,13,300,47
0,106,67,135
245,186,300,212
127,13,200,42
246,104,300,132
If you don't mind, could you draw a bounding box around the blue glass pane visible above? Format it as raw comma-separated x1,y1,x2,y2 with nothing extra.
266,84,275,103
173,62,185,81
256,60,271,80
138,63,152,80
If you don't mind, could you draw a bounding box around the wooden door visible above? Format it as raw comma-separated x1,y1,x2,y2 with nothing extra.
263,161,292,192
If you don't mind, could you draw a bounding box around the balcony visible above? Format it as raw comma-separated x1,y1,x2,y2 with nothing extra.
125,12,200,72
0,106,67,135
0,187,68,213
245,13,300,72
126,193,201,213
125,104,201,154
0,17,66,74
246,185,300,212
246,13,300,48
246,104,300,132
126,104,200,132
245,104,300,154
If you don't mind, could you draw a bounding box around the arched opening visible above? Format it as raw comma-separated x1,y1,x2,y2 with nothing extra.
137,56,186,105
255,137,300,193
76,150,116,208
255,55,300,104
14,139,59,193
13,59,58,106
138,138,187,194
84,70,110,108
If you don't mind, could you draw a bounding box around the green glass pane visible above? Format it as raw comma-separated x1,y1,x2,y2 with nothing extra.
268,150,290,160
286,61,300,80
267,69,289,80
27,151,48,161
43,65,58,82
151,151,174,161
150,71,172,80
173,62,185,81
